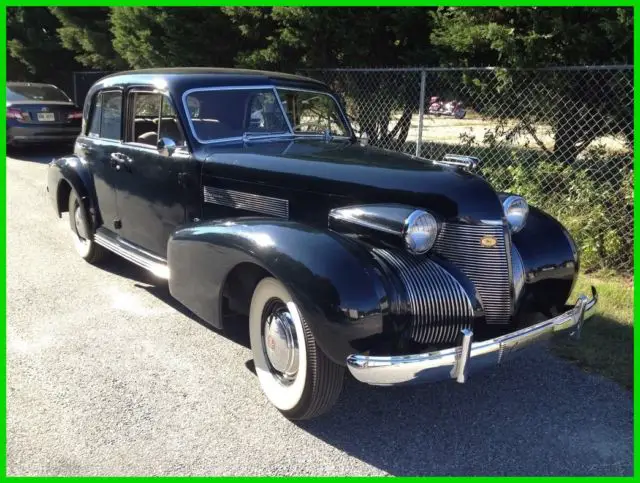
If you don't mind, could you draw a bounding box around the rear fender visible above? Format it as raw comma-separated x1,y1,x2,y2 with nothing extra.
167,218,390,365
47,155,100,230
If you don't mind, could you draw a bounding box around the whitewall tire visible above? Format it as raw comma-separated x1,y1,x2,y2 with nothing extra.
249,277,344,420
68,191,105,264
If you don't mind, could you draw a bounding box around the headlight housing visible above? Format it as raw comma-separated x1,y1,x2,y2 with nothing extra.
403,210,439,254
503,195,529,233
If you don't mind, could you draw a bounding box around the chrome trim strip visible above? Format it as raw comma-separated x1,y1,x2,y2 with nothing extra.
203,186,289,219
346,287,597,386
511,244,526,305
329,211,402,236
94,232,169,279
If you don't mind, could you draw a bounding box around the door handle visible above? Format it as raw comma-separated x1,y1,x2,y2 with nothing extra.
110,152,132,172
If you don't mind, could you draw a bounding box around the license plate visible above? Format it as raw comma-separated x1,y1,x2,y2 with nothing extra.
37,112,55,122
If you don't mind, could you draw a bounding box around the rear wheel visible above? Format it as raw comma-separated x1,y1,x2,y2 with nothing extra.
68,191,105,264
249,277,344,420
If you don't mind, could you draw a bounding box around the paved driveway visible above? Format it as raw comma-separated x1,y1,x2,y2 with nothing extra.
6,148,633,476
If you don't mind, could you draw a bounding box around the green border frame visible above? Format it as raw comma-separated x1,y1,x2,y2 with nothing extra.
2,1,637,479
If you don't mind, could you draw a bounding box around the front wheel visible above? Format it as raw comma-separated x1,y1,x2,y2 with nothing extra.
68,190,106,264
249,277,344,420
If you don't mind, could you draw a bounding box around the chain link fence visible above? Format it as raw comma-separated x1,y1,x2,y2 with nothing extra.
301,66,633,273
72,67,633,272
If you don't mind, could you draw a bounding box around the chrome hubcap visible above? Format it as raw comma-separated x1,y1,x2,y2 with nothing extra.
263,307,299,384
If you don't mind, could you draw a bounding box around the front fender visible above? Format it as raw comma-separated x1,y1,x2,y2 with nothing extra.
47,155,100,229
512,205,579,314
167,218,390,365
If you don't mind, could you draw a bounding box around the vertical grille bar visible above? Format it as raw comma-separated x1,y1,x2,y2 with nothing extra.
433,222,512,324
373,249,474,344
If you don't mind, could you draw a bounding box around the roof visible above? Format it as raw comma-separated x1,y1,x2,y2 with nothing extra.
96,67,327,91
103,67,320,82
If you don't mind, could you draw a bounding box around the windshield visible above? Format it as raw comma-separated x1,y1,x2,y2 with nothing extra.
7,84,71,102
185,88,290,142
276,89,349,137
184,87,351,143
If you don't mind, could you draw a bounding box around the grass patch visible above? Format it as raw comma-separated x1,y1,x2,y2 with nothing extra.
552,270,633,389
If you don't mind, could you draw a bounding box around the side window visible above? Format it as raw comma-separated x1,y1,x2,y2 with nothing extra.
100,91,123,140
158,96,186,147
87,93,102,137
129,91,186,148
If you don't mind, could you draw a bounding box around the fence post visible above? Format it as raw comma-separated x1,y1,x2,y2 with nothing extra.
416,70,426,157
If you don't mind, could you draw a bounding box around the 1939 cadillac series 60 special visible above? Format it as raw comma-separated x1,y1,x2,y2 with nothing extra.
47,68,597,420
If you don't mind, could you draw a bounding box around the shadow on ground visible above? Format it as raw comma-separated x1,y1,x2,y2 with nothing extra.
94,251,633,476
7,144,75,164
95,254,251,349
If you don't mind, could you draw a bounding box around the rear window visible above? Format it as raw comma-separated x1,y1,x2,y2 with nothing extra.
7,84,71,102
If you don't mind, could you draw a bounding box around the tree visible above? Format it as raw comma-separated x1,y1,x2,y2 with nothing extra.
430,7,633,162
226,7,439,149
110,7,244,69
7,7,80,87
50,7,126,70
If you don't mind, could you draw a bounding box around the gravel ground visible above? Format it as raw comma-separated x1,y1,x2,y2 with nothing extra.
6,148,634,476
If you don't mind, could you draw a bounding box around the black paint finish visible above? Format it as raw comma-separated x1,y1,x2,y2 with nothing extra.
167,218,389,364
512,206,579,315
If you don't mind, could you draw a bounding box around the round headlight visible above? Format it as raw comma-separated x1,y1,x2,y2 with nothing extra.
503,195,529,233
403,210,439,254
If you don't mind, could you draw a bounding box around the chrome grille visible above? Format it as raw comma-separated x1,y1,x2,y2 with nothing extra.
373,249,474,344
203,186,289,219
433,222,512,324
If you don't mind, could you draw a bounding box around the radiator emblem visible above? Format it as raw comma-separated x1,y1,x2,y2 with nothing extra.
480,235,497,248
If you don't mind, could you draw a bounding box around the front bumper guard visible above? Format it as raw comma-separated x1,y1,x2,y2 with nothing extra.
346,287,598,386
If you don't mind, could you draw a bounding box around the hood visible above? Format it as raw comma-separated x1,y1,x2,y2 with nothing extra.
202,139,505,221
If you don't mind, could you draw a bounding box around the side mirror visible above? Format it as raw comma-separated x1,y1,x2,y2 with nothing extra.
158,137,177,157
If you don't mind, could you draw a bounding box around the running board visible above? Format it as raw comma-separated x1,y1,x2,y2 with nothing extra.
94,229,169,279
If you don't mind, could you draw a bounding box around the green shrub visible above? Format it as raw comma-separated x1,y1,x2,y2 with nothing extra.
407,140,632,272
478,146,632,272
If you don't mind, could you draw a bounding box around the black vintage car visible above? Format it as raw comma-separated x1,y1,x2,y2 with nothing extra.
47,68,597,420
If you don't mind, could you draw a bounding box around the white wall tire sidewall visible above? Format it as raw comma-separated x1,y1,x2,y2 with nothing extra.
249,278,308,412
70,201,92,259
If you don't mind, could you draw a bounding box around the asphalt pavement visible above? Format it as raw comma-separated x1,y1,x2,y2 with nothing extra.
6,147,634,476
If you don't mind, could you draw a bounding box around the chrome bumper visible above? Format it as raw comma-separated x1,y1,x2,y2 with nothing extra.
346,287,597,386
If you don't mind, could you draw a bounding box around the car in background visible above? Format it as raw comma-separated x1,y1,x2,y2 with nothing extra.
7,82,83,149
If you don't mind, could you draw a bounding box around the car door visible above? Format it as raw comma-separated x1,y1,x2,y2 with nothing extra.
77,89,124,232
110,88,197,258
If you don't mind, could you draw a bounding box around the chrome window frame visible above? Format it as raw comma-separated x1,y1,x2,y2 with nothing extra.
181,85,293,145
275,86,353,139
86,88,125,142
181,84,354,145
125,87,191,155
